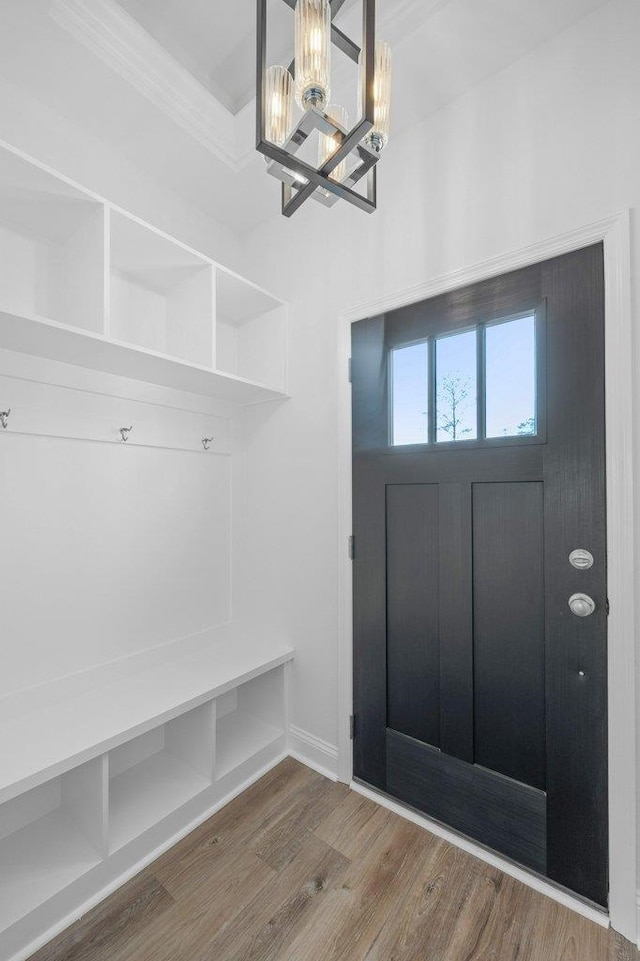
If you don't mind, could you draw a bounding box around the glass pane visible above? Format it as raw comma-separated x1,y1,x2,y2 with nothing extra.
486,316,537,438
391,342,428,446
436,329,477,442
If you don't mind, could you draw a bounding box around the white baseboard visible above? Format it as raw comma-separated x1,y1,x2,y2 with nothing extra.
351,781,610,931
636,890,640,948
288,725,339,781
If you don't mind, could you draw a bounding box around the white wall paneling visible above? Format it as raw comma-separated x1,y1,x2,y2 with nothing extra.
0,426,232,694
0,369,230,455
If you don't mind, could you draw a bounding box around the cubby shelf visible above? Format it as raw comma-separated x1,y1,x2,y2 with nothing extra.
216,712,283,780
0,759,104,933
0,146,105,334
0,141,289,405
108,702,214,852
0,810,102,932
215,668,286,780
109,752,209,853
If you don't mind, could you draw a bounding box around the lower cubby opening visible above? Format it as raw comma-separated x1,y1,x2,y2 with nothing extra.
215,668,285,780
0,759,104,933
108,702,214,853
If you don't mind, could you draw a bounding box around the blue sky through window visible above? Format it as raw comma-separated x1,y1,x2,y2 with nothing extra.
436,329,477,442
392,341,428,445
391,315,537,446
486,316,536,437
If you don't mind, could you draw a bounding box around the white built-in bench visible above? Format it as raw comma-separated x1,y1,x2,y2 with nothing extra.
0,627,294,961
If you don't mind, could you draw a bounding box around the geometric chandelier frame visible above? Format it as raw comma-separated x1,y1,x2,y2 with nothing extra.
256,0,379,217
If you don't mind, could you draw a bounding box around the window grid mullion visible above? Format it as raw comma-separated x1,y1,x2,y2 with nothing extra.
428,336,436,445
477,324,486,441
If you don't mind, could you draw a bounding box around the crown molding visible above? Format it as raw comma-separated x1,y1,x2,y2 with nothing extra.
49,0,240,171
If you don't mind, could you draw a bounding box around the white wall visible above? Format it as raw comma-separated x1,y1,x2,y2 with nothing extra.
240,0,640,760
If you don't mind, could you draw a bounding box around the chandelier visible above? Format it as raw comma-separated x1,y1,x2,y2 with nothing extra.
256,0,391,217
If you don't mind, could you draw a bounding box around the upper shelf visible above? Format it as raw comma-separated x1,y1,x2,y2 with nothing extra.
0,309,288,404
0,142,289,405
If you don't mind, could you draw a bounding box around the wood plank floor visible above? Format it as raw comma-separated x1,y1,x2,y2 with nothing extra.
30,759,638,961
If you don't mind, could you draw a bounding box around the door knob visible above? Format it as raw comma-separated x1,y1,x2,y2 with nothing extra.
568,593,596,617
569,549,594,570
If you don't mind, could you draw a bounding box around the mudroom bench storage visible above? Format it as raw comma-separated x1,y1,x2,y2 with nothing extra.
0,629,293,960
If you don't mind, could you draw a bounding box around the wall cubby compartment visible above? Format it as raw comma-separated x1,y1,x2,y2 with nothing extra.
109,211,214,368
108,702,214,853
215,667,285,780
216,268,288,393
0,147,104,333
0,758,104,934
0,141,289,405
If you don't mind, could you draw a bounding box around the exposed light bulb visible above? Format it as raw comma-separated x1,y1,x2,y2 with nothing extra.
366,41,392,152
282,167,309,186
265,65,294,147
319,105,349,183
295,0,331,111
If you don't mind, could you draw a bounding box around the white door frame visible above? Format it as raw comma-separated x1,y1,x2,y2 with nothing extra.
336,212,636,941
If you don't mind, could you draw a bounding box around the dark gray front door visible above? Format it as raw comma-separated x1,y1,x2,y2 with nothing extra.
351,245,608,906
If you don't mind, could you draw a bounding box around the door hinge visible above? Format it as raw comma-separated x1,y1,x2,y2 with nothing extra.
349,715,356,740
348,535,355,560
606,598,610,616
348,357,352,383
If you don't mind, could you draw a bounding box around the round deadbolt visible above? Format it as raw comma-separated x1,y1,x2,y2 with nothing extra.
569,549,594,570
568,593,596,617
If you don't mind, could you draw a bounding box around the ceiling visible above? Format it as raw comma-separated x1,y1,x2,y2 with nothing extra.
114,0,313,113
0,0,611,236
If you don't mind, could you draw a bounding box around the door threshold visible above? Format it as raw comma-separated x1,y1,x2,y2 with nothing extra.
351,778,610,929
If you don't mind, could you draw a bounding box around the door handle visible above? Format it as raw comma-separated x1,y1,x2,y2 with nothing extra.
568,593,596,617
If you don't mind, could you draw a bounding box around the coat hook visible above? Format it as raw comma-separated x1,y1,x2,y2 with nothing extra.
120,425,133,442
0,409,10,430
202,437,215,451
